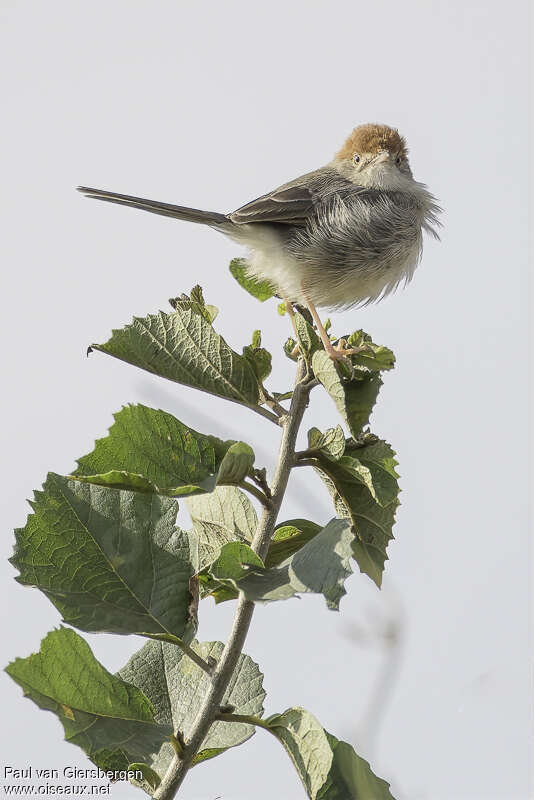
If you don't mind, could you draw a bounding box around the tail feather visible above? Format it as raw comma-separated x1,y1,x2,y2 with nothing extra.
77,186,229,227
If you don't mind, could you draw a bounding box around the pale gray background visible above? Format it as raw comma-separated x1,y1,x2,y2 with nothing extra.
1,2,531,798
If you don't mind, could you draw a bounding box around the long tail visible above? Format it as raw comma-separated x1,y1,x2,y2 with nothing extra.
77,186,229,227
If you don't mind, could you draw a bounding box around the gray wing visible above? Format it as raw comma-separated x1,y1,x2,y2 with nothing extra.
229,169,332,227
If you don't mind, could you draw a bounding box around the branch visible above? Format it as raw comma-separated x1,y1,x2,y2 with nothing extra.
153,359,309,799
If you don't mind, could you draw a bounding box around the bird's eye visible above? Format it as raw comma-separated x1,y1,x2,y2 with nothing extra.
395,156,402,165
353,154,361,164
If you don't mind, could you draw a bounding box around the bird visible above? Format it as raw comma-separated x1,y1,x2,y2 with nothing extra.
78,123,441,362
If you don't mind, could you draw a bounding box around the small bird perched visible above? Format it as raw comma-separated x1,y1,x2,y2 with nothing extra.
78,123,440,361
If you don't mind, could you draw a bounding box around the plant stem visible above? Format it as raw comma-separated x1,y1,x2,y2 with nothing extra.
248,402,281,425
215,712,275,735
144,634,213,676
153,358,309,799
239,479,271,508
293,458,320,468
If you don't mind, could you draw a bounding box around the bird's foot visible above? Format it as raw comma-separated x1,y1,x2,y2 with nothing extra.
323,339,376,376
326,338,372,361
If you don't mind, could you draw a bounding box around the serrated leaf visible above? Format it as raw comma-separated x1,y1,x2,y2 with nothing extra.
210,542,264,582
70,471,222,498
318,733,396,799
242,330,273,383
118,639,265,781
199,542,265,602
76,405,230,488
287,519,354,609
187,486,257,541
312,351,383,437
189,285,219,323
5,628,171,771
208,520,354,610
74,405,258,499
267,708,396,800
189,520,249,577
346,330,395,371
229,258,276,301
314,440,400,587
70,470,161,494
91,303,261,408
267,708,333,798
266,519,322,568
307,426,346,460
294,312,321,356
186,486,258,573
284,337,299,361
11,474,196,640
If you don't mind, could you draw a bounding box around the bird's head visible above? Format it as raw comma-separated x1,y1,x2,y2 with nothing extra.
333,123,414,190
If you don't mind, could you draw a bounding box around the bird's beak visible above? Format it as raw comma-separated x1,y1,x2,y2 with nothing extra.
373,151,390,165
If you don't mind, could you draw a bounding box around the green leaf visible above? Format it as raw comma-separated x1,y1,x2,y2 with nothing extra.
266,519,322,568
312,351,383,437
229,258,276,301
186,486,258,572
294,312,321,356
266,708,333,798
11,474,196,640
5,628,171,771
76,405,230,487
74,404,259,498
314,440,400,588
284,337,299,361
188,284,219,323
210,542,264,582
127,764,161,791
318,733,396,799
266,708,396,800
70,470,162,494
242,329,272,382
199,542,265,603
90,300,261,408
346,330,395,371
216,442,255,486
307,426,346,460
118,639,265,778
208,519,355,610
187,486,257,541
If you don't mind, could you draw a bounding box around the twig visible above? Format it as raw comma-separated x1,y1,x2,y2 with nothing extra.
261,389,289,419
153,359,309,799
239,480,271,508
250,468,272,500
143,634,213,676
247,402,281,425
215,712,276,736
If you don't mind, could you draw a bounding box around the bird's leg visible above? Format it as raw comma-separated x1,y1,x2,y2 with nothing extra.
283,299,302,359
302,295,337,354
301,290,371,363
301,292,349,362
